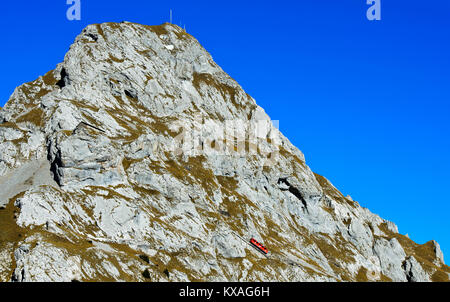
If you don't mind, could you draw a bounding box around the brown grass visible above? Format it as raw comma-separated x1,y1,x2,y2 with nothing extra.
314,173,356,208
279,146,307,169
164,155,218,196
42,70,58,86
356,267,369,282
108,54,125,63
15,107,44,126
192,73,257,121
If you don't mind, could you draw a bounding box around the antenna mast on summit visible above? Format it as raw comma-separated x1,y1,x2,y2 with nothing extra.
170,9,173,24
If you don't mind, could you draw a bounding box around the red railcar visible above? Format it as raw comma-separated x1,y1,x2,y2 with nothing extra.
250,238,269,254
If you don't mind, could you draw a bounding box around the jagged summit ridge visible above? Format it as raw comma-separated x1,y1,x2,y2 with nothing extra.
0,22,448,282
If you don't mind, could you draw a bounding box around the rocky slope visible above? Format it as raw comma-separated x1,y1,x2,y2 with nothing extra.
0,22,449,282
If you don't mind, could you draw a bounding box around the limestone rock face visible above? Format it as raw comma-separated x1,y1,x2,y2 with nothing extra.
0,22,449,282
402,256,430,282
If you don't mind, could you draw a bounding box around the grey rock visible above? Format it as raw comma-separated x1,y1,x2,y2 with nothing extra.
373,237,407,281
403,256,430,282
431,240,445,265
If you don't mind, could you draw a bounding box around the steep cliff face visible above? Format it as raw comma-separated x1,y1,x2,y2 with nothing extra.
0,22,448,282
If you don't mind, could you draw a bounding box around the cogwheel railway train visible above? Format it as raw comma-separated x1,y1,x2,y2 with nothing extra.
250,238,268,255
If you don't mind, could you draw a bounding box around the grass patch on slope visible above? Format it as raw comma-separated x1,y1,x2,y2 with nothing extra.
314,173,357,209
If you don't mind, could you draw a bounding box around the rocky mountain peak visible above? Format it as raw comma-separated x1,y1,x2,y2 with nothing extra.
0,22,448,282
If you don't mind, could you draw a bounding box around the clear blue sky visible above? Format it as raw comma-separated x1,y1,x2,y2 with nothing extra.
1,1,449,259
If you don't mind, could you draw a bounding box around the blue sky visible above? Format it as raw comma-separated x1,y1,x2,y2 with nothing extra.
1,1,449,259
